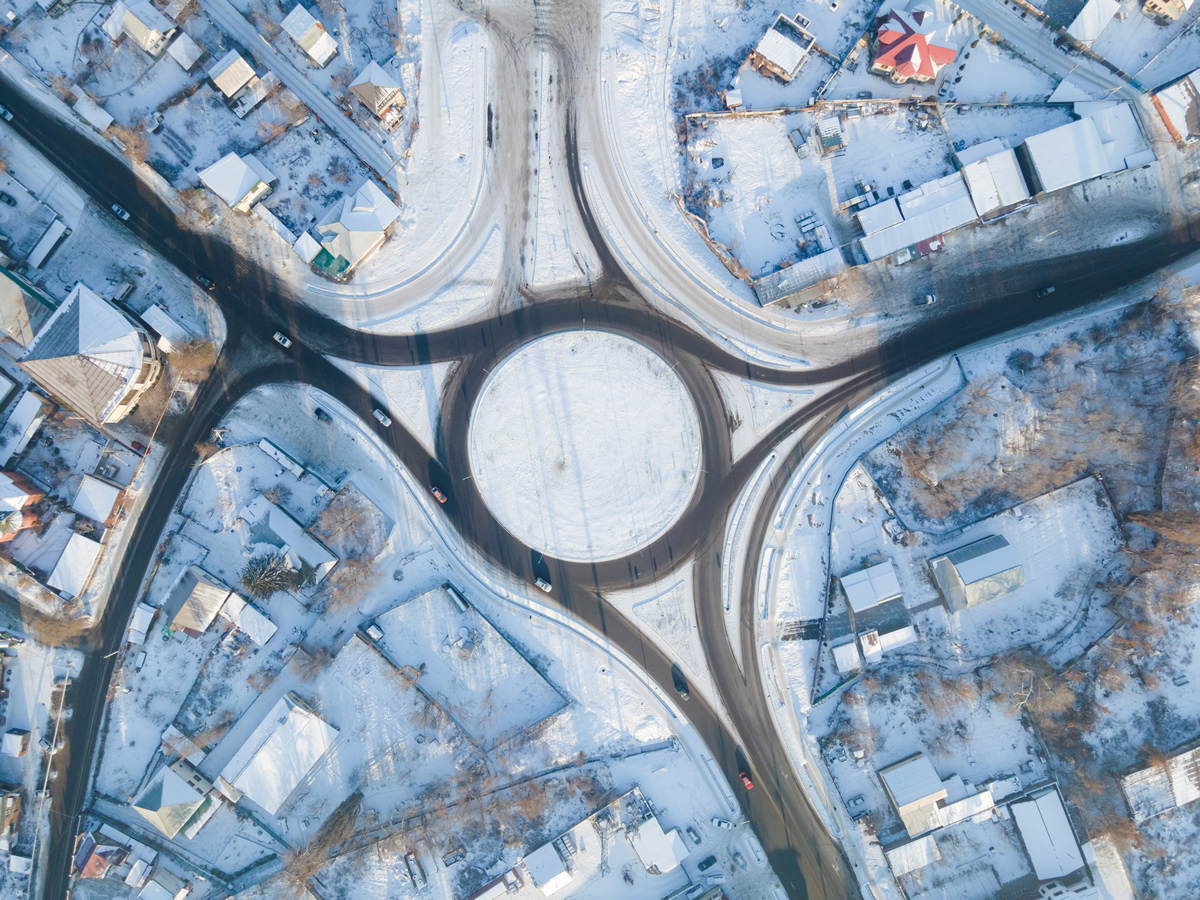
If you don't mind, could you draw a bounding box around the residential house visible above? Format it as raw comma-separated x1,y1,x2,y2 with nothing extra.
208,50,256,98
0,470,42,542
870,3,956,84
1151,68,1200,145
749,14,816,82
130,760,215,839
48,532,103,600
169,567,233,637
102,0,177,56
70,473,122,526
1010,787,1086,880
198,152,276,212
281,4,338,67
18,283,162,426
1143,0,1193,20
166,33,204,72
350,61,405,129
310,180,401,279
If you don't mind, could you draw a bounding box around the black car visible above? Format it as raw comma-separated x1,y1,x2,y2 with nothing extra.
698,855,717,872
0,192,15,207
314,408,333,424
673,671,690,700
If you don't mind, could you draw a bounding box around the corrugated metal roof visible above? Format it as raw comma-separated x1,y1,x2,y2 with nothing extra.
943,535,1020,584
1022,117,1114,193
886,834,940,875
753,248,847,305
840,560,903,612
1011,788,1084,880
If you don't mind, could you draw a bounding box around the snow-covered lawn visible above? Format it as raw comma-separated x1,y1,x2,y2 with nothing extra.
468,332,702,562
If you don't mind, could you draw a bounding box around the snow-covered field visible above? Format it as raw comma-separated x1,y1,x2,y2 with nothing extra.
469,332,702,562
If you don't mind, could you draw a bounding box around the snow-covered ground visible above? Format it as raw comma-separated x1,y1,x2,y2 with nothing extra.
468,332,702,562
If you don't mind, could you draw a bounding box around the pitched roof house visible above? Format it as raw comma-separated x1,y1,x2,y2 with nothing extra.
930,534,1024,612
870,3,956,84
749,14,816,82
103,0,177,56
281,4,338,67
130,762,210,839
350,61,405,116
19,284,162,425
198,152,276,212
209,49,256,98
311,180,401,278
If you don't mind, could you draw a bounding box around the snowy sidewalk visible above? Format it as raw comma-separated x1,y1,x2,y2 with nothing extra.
200,0,398,189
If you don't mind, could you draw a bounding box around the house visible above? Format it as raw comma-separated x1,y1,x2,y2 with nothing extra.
18,283,162,426
749,14,816,82
48,532,103,599
1010,787,1085,880
523,842,573,895
839,560,902,613
1016,118,1114,194
73,832,128,878
0,391,51,466
879,753,948,836
0,470,42,542
281,4,338,67
311,180,401,279
957,139,1033,218
208,50,256,98
1120,742,1200,822
137,868,190,900
0,266,56,355
198,152,276,212
166,33,204,72
870,3,956,84
350,61,405,127
628,813,690,874
131,760,215,839
102,0,177,56
71,473,122,526
219,594,277,646
169,567,233,637
1065,0,1120,44
930,534,1024,612
0,784,20,840
1151,69,1200,145
0,728,28,758
1143,0,1193,20
219,693,338,816
242,494,339,581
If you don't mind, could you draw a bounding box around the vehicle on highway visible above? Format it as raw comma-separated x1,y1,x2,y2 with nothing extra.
0,192,15,207
912,294,936,307
1036,286,1056,297
111,204,131,221
739,771,754,790
272,332,292,348
673,671,690,700
534,577,552,593
697,855,717,872
314,407,333,424
686,826,701,845
711,817,733,830
196,273,215,291
0,104,11,121
372,408,392,426
430,486,447,503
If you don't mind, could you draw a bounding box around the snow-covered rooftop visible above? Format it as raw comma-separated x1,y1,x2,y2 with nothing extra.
841,559,903,612
130,764,206,838
350,61,403,114
170,566,232,637
209,50,255,98
752,15,815,80
886,833,940,876
139,304,192,352
880,754,948,835
166,32,203,71
1019,117,1114,194
199,153,275,212
1121,745,1200,822
832,641,861,674
72,94,113,132
71,474,121,524
219,694,339,816
858,174,977,261
941,534,1020,584
0,392,49,466
128,601,155,645
961,148,1031,216
1066,0,1119,44
281,4,338,66
524,842,572,894
628,817,689,874
313,181,401,271
48,532,102,598
855,199,904,235
241,494,338,581
219,594,277,646
753,247,848,305
1,729,27,757
1010,788,1085,880
1152,69,1200,145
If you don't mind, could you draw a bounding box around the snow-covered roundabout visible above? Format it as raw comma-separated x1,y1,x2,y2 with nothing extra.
468,332,703,562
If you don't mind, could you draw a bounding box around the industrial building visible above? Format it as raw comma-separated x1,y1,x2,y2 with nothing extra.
1010,787,1085,880
930,534,1024,612
957,140,1034,219
855,173,978,262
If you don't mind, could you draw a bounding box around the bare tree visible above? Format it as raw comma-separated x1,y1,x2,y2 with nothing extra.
29,613,88,647
194,441,221,463
1128,510,1200,545
111,124,150,164
320,553,380,610
170,338,218,381
290,646,334,680
241,553,298,599
280,792,363,898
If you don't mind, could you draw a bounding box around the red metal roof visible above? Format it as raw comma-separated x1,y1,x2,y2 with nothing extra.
873,9,956,80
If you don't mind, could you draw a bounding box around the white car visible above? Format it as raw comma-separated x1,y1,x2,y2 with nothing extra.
111,204,131,221
0,104,12,122
372,408,392,427
711,817,733,830
272,332,292,348
534,577,552,593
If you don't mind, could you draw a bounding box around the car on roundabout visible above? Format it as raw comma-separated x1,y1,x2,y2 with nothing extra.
740,771,754,790
430,486,447,503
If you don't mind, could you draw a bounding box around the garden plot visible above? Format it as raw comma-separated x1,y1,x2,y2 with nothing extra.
371,585,568,750
829,108,957,208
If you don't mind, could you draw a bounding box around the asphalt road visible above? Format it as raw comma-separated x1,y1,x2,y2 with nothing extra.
3,63,1198,900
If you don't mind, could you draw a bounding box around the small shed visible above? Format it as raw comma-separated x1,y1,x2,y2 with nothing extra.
166,33,204,71
1010,787,1085,880
879,753,948,836
840,560,903,613
127,602,156,645
73,94,114,132
208,49,255,98
71,474,123,525
48,532,103,599
832,641,861,675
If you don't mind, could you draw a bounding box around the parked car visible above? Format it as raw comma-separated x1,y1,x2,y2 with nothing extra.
711,818,733,830
0,104,12,121
534,577,552,593
372,408,393,426
196,273,215,291
733,851,747,870
111,204,131,221
0,192,15,207
430,486,447,504
739,771,754,790
912,294,936,307
697,855,718,872
673,671,690,700
707,873,727,885
314,407,333,424
272,332,292,348
857,91,873,100
686,826,701,845
1036,286,1056,297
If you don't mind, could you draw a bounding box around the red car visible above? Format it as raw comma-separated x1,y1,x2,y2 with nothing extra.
740,771,754,790
430,486,447,504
